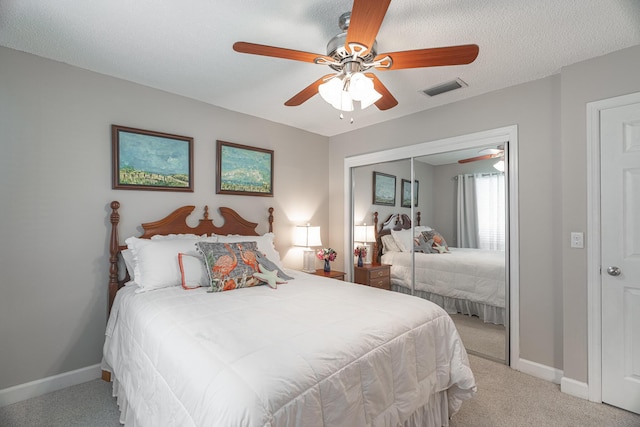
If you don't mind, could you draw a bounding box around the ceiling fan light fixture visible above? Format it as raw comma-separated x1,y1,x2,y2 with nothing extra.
319,72,379,111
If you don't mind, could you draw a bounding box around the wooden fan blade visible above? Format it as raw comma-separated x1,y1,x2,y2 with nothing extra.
345,0,392,56
365,73,398,110
233,41,332,64
374,44,479,70
458,152,502,164
284,74,336,106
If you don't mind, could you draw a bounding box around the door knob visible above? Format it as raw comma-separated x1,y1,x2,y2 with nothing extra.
606,266,621,276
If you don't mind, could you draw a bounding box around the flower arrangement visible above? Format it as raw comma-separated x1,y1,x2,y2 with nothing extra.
317,247,337,262
353,246,368,258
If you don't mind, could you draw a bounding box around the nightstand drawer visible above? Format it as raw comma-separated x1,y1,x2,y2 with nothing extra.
353,264,391,290
369,277,390,290
369,268,389,279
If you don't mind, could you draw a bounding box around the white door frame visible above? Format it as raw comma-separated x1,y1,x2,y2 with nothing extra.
586,91,640,402
343,125,520,368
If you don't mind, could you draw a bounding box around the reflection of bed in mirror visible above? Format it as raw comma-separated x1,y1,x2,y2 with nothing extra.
374,212,505,325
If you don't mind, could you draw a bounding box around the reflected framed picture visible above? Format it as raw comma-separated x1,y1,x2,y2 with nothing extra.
373,171,396,206
401,179,419,208
112,125,193,192
216,140,273,196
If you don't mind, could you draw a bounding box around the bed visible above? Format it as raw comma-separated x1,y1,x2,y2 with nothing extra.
102,201,476,426
374,212,505,325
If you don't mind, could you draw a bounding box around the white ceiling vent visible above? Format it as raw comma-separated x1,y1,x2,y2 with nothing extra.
421,78,468,97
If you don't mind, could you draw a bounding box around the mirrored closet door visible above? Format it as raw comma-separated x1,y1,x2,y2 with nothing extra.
350,143,510,364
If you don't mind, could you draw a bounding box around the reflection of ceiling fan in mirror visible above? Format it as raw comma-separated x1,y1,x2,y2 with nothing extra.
458,146,504,164
232,0,479,112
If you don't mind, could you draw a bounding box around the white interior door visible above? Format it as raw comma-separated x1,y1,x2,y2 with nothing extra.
600,101,640,414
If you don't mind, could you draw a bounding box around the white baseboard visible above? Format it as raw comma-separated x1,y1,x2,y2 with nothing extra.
560,376,590,400
0,364,102,408
517,357,563,384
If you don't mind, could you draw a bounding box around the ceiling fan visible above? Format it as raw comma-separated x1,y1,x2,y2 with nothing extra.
232,0,479,112
458,146,504,164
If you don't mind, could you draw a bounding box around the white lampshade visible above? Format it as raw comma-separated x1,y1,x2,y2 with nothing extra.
294,225,322,248
295,224,322,273
354,224,375,243
354,224,375,265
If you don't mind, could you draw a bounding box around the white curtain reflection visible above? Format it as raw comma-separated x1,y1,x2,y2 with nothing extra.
457,173,505,250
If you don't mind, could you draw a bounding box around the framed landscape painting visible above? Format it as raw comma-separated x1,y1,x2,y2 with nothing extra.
401,179,419,208
216,140,273,197
112,125,193,192
373,171,396,206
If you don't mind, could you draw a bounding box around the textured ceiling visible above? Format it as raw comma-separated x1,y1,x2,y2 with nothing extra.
1,0,639,137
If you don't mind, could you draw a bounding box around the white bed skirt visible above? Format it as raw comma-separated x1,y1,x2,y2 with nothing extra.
392,285,505,325
107,370,453,427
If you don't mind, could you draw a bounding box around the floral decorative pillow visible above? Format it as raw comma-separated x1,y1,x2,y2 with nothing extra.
196,241,292,292
420,230,450,253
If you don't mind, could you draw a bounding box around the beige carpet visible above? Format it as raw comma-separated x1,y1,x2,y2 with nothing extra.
1,355,638,426
451,355,640,427
450,313,506,362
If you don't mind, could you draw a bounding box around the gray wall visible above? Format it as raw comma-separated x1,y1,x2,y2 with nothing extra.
0,46,329,390
329,44,640,382
352,159,433,229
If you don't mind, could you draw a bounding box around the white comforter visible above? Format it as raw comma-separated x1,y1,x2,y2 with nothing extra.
103,271,476,426
381,248,505,308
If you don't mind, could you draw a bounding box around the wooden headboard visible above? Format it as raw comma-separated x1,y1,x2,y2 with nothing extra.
108,201,274,312
372,211,421,263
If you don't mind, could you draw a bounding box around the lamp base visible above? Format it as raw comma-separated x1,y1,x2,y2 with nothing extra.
302,249,316,273
363,243,372,264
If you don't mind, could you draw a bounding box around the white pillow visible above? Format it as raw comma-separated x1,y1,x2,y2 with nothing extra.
178,253,209,289
125,236,215,293
121,249,136,280
413,225,433,236
215,232,283,268
151,234,209,240
391,228,415,252
381,234,401,253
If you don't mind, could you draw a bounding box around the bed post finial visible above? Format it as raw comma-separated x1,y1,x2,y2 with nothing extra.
268,207,274,233
373,212,379,264
203,206,210,220
109,201,121,314
416,211,421,226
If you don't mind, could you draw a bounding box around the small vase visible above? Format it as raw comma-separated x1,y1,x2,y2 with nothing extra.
357,254,363,267
324,259,331,272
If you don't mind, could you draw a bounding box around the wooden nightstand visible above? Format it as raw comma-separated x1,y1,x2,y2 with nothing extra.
312,269,346,281
354,264,391,290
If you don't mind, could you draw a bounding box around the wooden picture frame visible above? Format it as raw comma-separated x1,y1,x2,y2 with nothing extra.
112,125,193,192
216,140,273,197
373,172,396,206
401,179,419,208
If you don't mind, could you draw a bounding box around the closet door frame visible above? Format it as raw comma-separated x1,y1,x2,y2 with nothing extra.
343,125,520,368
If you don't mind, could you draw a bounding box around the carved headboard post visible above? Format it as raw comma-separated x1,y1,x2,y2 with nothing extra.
416,211,421,226
268,207,274,233
373,212,379,264
108,201,121,314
